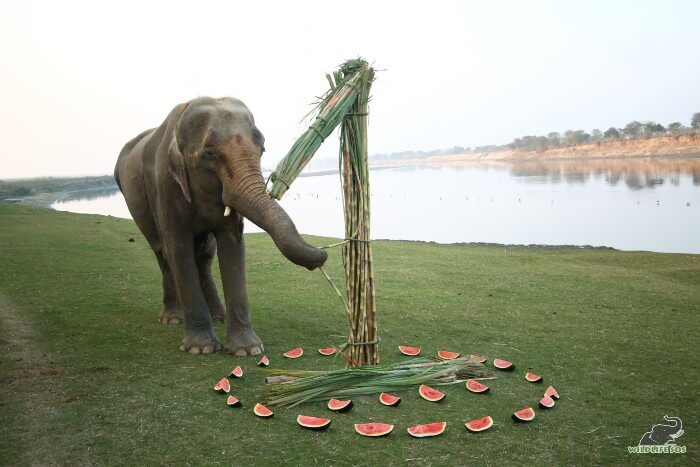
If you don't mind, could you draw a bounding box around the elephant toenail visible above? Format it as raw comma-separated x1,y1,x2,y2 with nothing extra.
188,347,201,354
250,347,262,356
234,349,247,356
202,346,214,354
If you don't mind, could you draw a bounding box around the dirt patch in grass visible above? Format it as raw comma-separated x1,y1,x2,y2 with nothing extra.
0,293,67,464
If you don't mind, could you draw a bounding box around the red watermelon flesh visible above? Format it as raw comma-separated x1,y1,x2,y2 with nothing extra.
253,403,273,418
493,358,515,371
214,378,230,394
466,379,490,394
297,415,331,430
544,386,560,400
354,422,394,437
407,421,446,438
419,384,446,402
512,407,535,422
437,350,460,360
398,345,421,356
525,372,543,383
226,395,241,407
379,392,401,407
539,396,555,409
327,398,353,412
465,416,493,432
318,347,336,356
230,365,243,378
257,356,270,367
283,347,303,358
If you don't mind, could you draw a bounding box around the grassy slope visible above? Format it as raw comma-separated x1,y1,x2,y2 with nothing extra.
0,204,698,465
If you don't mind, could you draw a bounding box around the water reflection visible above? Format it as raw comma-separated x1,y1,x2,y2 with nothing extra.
56,186,120,202
51,158,700,253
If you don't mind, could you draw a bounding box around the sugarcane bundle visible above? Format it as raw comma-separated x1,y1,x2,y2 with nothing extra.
268,59,378,366
263,357,492,407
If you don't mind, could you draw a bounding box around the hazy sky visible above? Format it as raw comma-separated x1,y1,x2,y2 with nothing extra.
1,0,698,179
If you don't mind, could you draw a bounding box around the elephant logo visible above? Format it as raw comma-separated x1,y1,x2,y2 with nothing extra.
638,415,684,446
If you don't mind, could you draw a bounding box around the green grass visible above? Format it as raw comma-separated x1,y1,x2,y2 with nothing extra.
0,203,698,465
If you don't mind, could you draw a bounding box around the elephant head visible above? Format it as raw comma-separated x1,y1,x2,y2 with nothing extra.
166,97,327,270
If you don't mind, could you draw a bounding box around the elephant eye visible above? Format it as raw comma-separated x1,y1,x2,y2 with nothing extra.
201,148,219,162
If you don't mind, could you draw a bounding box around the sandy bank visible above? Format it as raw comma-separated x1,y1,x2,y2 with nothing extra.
373,134,700,166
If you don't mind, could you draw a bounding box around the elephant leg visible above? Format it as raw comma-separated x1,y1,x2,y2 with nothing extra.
164,235,220,354
155,251,183,324
215,228,263,356
194,233,226,323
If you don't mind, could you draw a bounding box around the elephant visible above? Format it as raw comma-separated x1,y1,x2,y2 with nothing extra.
638,415,684,446
114,97,327,355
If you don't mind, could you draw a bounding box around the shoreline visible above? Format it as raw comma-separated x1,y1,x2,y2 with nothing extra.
371,134,700,167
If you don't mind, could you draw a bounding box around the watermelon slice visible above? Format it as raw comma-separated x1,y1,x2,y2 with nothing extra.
398,345,421,356
466,379,490,394
525,372,543,383
214,378,230,394
419,384,445,402
354,422,394,437
297,415,331,430
407,421,446,438
379,392,401,407
253,403,273,418
327,398,353,412
539,396,555,409
257,355,270,367
437,350,460,360
318,347,336,356
493,358,515,371
544,386,560,400
229,365,243,378
465,416,493,432
512,407,535,422
226,395,242,407
283,347,303,359
470,354,488,364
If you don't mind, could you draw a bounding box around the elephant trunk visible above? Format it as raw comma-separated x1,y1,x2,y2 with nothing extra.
221,162,327,270
663,416,682,430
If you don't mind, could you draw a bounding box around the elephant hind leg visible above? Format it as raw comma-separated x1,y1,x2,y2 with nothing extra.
155,251,183,324
195,233,226,323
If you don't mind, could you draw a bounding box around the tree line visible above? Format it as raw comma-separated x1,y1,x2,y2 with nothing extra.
371,113,700,159
507,113,699,152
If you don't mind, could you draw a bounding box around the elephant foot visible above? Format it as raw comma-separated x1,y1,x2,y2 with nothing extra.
159,309,183,325
180,332,221,354
224,330,264,356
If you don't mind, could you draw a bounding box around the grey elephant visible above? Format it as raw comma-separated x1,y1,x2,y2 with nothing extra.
114,97,327,355
638,415,684,445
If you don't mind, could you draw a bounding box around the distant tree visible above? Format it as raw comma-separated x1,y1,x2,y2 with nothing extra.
623,121,643,139
563,130,591,146
604,127,620,139
692,113,700,129
642,121,665,138
667,122,683,135
591,129,603,141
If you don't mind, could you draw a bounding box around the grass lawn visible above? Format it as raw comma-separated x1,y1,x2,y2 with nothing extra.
0,203,698,465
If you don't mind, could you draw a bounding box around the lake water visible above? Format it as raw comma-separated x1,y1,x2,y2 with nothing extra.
52,158,700,254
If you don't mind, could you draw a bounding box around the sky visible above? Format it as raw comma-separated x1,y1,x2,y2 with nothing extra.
0,0,698,179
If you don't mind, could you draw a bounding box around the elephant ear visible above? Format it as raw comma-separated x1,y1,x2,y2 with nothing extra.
167,103,192,203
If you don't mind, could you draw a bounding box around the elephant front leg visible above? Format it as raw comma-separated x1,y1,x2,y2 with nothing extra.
166,239,221,354
216,229,263,356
